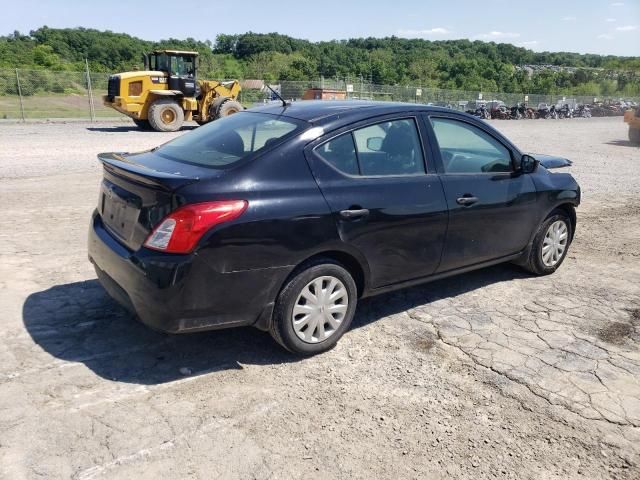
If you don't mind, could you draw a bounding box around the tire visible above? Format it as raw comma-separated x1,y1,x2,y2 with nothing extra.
270,259,358,355
148,99,184,132
132,119,151,130
629,127,640,144
217,100,243,119
520,210,573,276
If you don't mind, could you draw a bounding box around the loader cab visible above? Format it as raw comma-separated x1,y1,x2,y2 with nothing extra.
144,50,198,97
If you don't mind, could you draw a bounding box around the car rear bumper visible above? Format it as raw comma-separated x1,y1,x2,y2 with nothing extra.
88,210,289,333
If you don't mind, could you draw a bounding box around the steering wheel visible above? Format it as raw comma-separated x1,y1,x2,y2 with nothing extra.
481,160,510,173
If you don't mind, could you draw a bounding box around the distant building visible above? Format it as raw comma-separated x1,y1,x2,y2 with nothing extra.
302,88,347,100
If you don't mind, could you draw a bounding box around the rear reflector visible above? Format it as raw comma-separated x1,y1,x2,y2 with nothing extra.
144,200,247,253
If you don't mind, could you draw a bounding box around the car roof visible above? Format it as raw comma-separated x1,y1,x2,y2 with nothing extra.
249,100,450,124
247,100,522,157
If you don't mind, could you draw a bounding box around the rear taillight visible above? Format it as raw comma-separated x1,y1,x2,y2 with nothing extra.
143,200,247,254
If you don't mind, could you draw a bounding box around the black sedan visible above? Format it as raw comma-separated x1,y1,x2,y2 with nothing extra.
88,101,580,355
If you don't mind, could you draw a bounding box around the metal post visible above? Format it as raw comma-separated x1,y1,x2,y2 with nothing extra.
85,58,96,122
15,69,25,122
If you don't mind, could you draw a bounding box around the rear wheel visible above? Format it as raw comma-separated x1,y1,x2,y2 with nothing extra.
148,99,184,132
520,210,572,276
217,100,243,119
270,259,357,355
629,127,640,144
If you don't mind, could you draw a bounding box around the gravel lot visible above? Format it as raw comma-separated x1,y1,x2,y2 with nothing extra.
0,117,639,479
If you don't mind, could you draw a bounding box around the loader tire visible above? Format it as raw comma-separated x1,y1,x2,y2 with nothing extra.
148,99,184,132
217,100,243,119
629,127,640,144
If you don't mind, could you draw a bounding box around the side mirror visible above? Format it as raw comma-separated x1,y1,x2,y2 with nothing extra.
366,137,383,151
520,154,538,173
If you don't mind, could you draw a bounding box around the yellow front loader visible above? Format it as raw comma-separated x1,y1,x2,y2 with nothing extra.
103,50,242,131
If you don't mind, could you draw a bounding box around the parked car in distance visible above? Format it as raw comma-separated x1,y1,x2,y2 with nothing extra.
88,101,581,355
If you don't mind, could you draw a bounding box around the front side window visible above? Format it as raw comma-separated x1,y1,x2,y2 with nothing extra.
431,118,512,173
155,112,303,168
315,118,426,176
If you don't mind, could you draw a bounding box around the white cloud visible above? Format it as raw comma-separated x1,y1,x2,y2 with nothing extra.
397,27,451,37
563,16,577,21
610,2,624,6
597,33,614,39
474,31,521,40
616,25,638,31
606,18,617,22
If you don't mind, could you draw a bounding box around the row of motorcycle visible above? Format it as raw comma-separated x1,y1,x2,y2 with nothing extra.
467,101,635,120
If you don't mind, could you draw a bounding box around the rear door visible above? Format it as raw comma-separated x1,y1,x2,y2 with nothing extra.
424,114,538,272
305,115,448,288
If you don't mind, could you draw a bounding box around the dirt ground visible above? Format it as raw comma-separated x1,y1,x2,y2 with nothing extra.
0,117,639,480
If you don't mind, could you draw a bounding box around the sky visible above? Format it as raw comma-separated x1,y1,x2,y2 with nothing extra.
1,0,638,56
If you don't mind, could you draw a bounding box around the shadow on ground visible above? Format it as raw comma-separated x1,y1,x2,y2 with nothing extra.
23,264,527,385
605,140,639,148
86,125,197,133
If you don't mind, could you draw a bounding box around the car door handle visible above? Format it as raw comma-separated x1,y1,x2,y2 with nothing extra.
339,208,370,219
456,196,479,206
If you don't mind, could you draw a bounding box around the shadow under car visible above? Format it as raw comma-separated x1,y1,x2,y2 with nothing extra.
22,264,528,384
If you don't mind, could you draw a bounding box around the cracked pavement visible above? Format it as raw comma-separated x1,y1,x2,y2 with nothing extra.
0,118,639,479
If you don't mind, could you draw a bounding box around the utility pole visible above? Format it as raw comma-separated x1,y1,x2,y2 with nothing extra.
85,58,96,122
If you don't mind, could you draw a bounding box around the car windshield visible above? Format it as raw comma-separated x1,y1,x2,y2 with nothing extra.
155,112,305,168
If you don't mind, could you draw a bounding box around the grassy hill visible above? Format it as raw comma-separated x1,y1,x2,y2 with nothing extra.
1,27,639,96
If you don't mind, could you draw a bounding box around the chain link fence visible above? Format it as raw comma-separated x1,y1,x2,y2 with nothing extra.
1,68,637,121
0,68,113,120
276,78,639,111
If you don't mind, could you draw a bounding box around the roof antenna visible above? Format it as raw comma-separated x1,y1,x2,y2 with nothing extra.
264,84,289,107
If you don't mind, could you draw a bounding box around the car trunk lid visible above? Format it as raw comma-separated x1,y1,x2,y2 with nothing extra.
97,151,219,251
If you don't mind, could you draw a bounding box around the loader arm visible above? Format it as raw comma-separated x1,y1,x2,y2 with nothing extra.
197,80,242,122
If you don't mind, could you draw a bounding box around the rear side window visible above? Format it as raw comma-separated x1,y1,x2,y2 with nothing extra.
155,112,304,168
315,118,425,176
315,134,359,175
430,118,512,173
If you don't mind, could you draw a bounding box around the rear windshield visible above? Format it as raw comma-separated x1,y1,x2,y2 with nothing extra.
155,112,306,168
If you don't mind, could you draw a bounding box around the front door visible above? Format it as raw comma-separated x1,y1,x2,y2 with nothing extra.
306,116,449,288
426,115,538,272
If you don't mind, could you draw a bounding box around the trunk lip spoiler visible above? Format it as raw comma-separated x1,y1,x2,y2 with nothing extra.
528,153,573,169
97,152,200,191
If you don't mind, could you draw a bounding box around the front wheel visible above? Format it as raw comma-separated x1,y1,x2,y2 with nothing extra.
629,127,640,144
217,99,243,118
520,210,572,275
270,259,357,355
